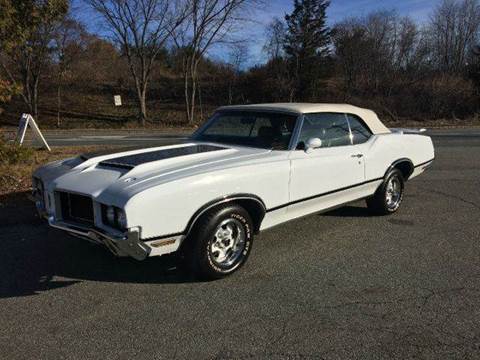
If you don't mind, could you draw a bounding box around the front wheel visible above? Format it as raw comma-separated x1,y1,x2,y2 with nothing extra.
186,204,254,280
366,169,405,215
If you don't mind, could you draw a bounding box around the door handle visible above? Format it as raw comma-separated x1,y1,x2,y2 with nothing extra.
351,154,364,158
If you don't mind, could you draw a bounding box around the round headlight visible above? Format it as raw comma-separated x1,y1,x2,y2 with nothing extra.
116,209,127,229
106,206,115,224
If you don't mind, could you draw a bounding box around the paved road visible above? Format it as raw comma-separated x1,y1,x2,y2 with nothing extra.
0,132,479,359
22,131,190,147
16,127,480,147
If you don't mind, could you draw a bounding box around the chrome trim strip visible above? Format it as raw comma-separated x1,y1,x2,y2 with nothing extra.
190,112,219,139
385,158,415,178
267,177,384,213
344,113,354,145
414,158,435,168
267,158,435,213
289,114,305,150
141,232,185,242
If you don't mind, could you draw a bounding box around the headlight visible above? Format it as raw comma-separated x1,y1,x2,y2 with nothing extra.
106,206,116,224
117,210,127,229
102,205,127,230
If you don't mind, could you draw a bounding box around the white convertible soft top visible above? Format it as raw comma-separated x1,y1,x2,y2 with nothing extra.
219,103,391,135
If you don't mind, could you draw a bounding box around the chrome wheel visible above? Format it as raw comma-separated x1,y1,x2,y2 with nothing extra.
385,176,402,210
210,218,246,268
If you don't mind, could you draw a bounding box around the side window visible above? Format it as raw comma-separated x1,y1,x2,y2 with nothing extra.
347,114,372,145
298,113,351,149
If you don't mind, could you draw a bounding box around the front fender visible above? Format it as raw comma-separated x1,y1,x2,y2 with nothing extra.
124,161,290,240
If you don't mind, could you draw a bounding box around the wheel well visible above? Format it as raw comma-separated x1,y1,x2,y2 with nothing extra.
392,160,414,180
234,199,266,234
186,196,266,236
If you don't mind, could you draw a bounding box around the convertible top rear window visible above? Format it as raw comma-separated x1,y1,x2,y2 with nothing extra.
193,111,298,150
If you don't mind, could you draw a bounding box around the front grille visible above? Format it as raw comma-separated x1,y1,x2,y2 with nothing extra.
58,192,94,225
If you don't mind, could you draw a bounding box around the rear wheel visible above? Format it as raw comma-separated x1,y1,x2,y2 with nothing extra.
366,169,405,215
186,204,254,280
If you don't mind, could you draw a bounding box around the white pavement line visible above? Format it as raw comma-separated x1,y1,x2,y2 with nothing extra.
127,137,187,140
79,136,127,139
430,133,480,136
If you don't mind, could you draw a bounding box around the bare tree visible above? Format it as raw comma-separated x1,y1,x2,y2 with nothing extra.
394,17,420,70
263,17,285,60
171,0,256,124
227,42,248,104
332,18,370,97
428,0,480,73
53,16,86,127
333,11,429,99
86,0,189,125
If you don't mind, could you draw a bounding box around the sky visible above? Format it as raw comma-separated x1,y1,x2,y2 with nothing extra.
237,0,442,65
264,0,440,24
76,0,444,66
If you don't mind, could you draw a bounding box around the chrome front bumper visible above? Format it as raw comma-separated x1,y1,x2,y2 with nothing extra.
48,217,151,261
31,186,150,261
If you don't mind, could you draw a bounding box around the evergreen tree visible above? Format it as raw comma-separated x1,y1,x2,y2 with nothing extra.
284,0,331,100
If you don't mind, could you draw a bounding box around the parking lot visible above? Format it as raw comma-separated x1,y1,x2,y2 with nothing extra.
0,131,479,359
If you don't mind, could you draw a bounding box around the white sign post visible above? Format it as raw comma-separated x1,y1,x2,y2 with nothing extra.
16,113,51,151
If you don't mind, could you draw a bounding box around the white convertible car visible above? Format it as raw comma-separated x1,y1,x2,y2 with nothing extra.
32,104,434,279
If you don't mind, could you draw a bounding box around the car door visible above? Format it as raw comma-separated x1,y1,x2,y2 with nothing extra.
346,112,374,172
288,112,366,215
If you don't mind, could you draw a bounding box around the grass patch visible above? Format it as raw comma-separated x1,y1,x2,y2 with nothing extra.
0,145,117,200
0,140,35,165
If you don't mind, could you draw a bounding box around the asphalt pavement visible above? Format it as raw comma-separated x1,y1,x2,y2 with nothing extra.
0,130,479,359
16,127,480,147
19,130,190,147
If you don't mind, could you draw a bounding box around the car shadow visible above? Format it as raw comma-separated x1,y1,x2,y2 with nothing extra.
0,192,199,299
1,193,376,299
322,205,374,218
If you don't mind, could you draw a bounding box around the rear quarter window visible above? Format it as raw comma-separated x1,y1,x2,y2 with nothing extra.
347,114,372,145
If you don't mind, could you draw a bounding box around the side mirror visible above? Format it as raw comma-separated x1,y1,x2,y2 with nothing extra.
305,138,322,153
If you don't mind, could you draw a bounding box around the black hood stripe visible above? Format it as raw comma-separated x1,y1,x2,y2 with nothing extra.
98,145,227,169
80,142,186,161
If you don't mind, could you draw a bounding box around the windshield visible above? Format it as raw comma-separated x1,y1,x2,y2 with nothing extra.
193,111,298,150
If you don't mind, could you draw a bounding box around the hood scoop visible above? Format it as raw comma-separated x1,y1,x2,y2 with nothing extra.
98,144,227,169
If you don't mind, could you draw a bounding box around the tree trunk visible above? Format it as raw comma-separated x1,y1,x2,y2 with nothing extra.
135,81,148,127
32,74,39,121
183,73,197,125
22,68,33,115
187,60,200,125
184,70,191,124
189,79,196,125
21,64,40,121
57,82,61,127
139,90,147,127
228,84,233,105
198,80,203,122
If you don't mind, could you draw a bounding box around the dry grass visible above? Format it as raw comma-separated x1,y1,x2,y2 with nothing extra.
0,145,117,203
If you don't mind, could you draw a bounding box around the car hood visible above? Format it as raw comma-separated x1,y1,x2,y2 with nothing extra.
45,142,272,205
